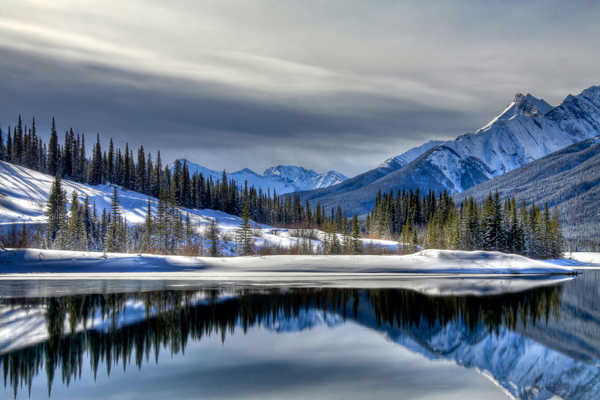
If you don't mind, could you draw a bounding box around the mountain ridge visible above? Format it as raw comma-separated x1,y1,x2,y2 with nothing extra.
293,85,600,215
178,160,347,194
455,136,600,241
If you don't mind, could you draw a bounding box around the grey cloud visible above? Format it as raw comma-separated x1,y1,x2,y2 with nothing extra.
0,0,599,175
0,48,478,175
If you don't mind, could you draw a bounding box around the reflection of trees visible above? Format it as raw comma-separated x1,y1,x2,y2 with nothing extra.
0,286,562,398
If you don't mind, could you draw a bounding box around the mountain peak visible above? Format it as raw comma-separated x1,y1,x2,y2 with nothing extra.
477,92,552,133
512,93,552,117
581,85,600,104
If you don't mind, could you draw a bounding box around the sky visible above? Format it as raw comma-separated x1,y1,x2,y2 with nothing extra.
1,1,599,177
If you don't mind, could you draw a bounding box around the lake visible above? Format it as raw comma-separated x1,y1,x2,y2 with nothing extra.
1,272,599,399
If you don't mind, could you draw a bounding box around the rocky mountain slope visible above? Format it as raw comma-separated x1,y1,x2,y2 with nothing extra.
295,85,600,215
456,136,600,240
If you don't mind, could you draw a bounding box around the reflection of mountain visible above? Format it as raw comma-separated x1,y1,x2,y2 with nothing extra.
1,281,599,399
264,309,343,333
353,302,600,400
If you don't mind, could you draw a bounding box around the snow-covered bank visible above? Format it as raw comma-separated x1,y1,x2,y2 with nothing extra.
567,252,600,266
0,248,576,277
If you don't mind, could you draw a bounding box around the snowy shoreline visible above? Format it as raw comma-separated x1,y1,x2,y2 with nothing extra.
0,248,578,277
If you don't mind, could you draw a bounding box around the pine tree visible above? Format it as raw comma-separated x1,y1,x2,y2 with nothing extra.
66,191,82,250
236,203,253,256
89,134,103,185
136,146,146,193
46,174,67,247
401,219,412,253
481,193,504,251
105,186,121,252
48,118,59,175
185,212,193,253
207,218,220,257
107,138,114,182
550,207,564,258
142,199,153,253
351,214,362,254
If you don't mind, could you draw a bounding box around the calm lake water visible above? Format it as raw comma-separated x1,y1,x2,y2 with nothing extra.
1,272,600,399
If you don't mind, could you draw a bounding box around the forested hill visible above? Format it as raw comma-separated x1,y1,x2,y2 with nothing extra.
456,137,600,243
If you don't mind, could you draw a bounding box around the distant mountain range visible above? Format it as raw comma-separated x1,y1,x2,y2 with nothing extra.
456,136,600,241
179,160,347,194
294,85,600,215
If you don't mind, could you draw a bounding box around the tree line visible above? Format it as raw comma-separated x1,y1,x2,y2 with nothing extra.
0,115,357,230
40,173,365,256
368,189,564,259
1,115,564,258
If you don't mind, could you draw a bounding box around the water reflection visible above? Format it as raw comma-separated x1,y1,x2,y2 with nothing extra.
0,282,574,399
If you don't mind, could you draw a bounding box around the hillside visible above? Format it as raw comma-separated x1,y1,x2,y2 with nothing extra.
295,86,600,215
456,137,600,241
0,160,394,252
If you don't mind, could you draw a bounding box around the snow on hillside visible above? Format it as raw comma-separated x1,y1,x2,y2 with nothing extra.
0,160,391,253
0,160,238,228
181,160,347,194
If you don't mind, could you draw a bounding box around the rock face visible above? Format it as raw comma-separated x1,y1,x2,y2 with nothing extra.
294,85,600,215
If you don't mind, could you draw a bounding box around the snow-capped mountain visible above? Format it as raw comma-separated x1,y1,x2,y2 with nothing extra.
179,160,346,194
424,87,600,190
295,85,600,214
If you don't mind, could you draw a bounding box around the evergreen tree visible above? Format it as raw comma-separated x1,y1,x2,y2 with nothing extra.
48,118,59,175
185,212,193,253
236,203,253,256
351,214,362,254
90,134,103,185
46,174,67,247
142,199,153,252
105,186,122,253
207,218,220,257
481,193,504,251
550,207,564,258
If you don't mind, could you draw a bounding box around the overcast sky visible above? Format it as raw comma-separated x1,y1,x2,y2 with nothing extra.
1,1,599,176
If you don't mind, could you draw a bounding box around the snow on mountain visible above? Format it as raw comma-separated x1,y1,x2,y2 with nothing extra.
296,85,600,215
476,92,553,132
379,140,444,170
180,160,347,194
417,86,600,192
